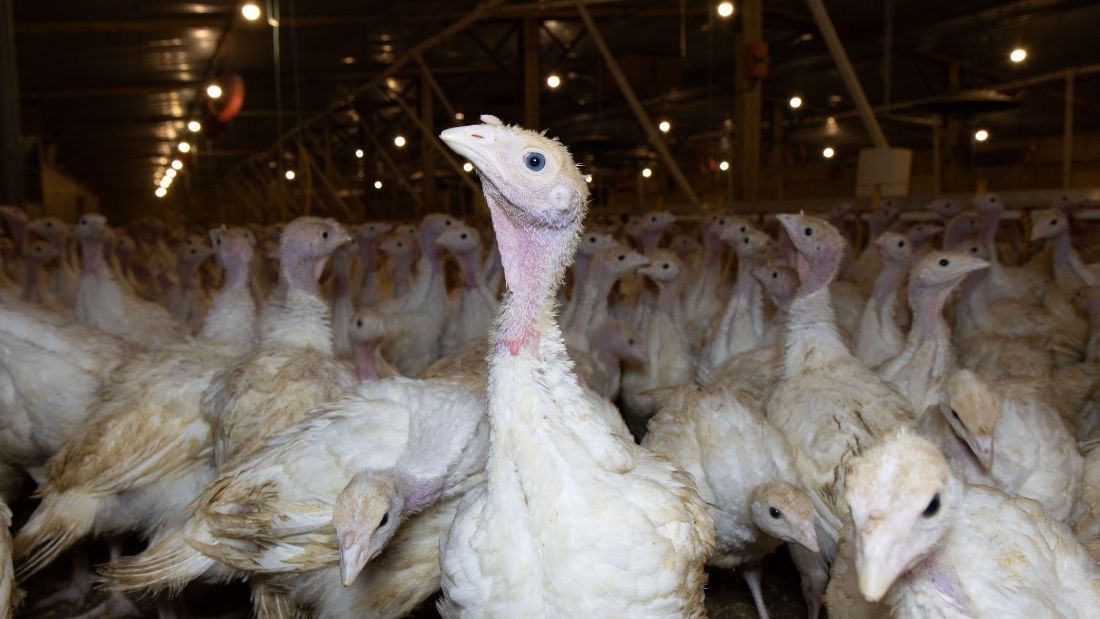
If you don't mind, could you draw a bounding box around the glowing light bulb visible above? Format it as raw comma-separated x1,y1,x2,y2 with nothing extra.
974,129,989,142
717,1,735,18
285,170,296,180
823,146,836,159
393,135,406,148
585,174,593,183
178,142,191,153
187,120,202,133
155,187,167,198
354,148,364,159
171,159,183,170
788,95,803,109
373,180,383,189
641,167,653,178
206,83,223,99
454,112,465,121
718,160,730,171
1010,48,1027,63
241,2,262,21
546,74,562,89
463,162,474,172
165,168,177,179
658,120,671,133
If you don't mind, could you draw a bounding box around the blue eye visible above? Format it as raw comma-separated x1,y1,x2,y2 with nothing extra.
524,152,546,171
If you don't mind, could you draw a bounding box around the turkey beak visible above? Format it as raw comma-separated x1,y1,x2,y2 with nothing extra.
793,521,820,554
856,528,905,602
440,126,495,177
968,435,994,469
1029,219,1048,242
339,530,372,587
951,256,990,279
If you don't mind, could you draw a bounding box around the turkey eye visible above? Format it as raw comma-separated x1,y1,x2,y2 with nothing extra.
378,512,389,528
740,226,746,232
45,222,52,228
897,241,905,248
772,272,778,279
190,249,196,254
80,219,87,225
618,255,625,261
1050,219,1058,226
460,233,468,240
216,238,221,246
743,238,750,245
970,247,978,254
397,242,403,248
445,220,452,226
322,231,330,239
922,494,940,518
719,219,726,225
589,237,596,243
523,152,546,171
650,216,657,222
356,319,363,327
628,338,635,345
768,507,781,519
803,227,813,237
662,263,669,269
939,258,950,267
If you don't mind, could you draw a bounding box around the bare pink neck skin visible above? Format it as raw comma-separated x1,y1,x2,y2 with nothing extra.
353,341,380,381
81,237,106,275
977,211,1001,253
391,253,414,297
873,258,909,313
282,253,324,297
654,277,679,316
488,196,573,357
733,254,758,301
222,257,249,290
642,229,663,254
795,248,841,297
910,283,952,343
419,228,445,274
454,249,481,290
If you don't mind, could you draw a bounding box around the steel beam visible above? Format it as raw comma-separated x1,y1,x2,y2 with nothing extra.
574,0,699,205
381,86,481,195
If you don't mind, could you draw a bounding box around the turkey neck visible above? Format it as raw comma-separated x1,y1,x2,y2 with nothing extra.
453,249,482,290
178,258,203,291
653,276,680,317
785,254,847,374
571,251,595,298
266,254,335,352
200,255,256,349
23,258,41,302
353,341,381,381
80,236,106,276
332,255,353,300
641,229,663,254
977,210,1002,262
6,219,26,259
873,258,908,317
390,252,414,297
701,232,726,278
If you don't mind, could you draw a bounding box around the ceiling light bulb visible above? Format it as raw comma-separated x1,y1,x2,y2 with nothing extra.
823,146,836,159
1009,48,1027,63
974,129,989,142
187,120,202,133
285,170,296,180
374,180,383,189
658,120,671,133
171,159,183,170
454,112,465,121
159,176,172,188
206,83,223,99
354,148,364,159
717,1,735,18
546,74,562,89
165,168,177,179
155,187,167,198
393,135,406,148
641,167,653,178
584,174,593,183
463,162,474,172
789,95,803,109
241,3,262,21
719,160,730,171
178,142,191,153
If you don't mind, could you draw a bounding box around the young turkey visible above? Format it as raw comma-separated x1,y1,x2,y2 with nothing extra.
437,224,498,357
352,221,393,308
842,431,1100,615
852,232,912,369
436,115,713,617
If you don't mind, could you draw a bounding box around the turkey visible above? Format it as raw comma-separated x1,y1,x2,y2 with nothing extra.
438,224,498,357
352,222,393,308
644,385,820,619
0,500,16,619
852,232,912,369
26,217,79,306
203,217,355,468
330,240,358,358
74,214,188,347
165,239,215,334
437,115,713,617
559,230,614,328
13,227,258,584
377,233,417,300
563,241,648,352
842,431,1100,615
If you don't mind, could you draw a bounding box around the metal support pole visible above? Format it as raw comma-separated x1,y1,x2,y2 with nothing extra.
0,0,23,205
804,0,889,148
412,53,460,121
1063,69,1075,189
522,17,541,129
574,0,699,205
381,86,482,195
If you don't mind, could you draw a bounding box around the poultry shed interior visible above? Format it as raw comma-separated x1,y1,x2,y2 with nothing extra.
2,0,1100,617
